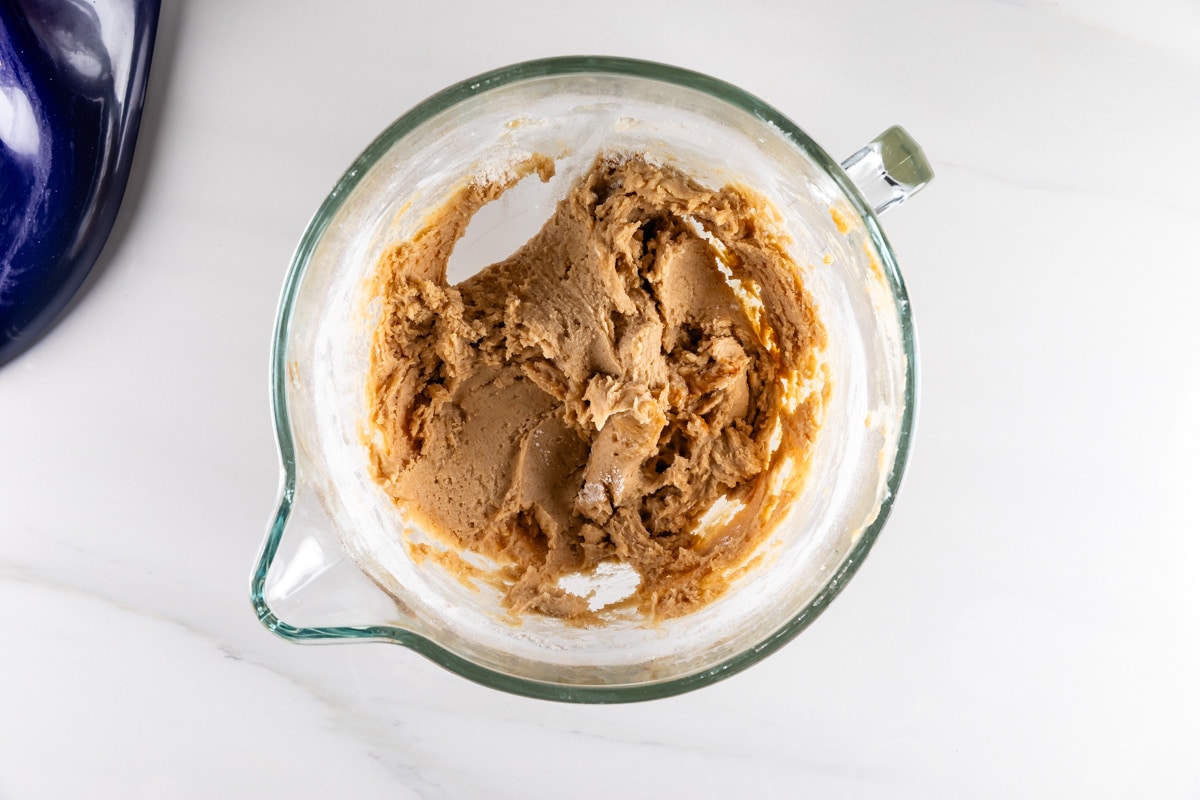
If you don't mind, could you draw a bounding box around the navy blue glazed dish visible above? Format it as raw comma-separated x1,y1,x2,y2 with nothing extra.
0,0,159,365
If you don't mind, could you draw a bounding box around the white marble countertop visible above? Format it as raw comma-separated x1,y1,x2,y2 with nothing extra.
3,1,1199,796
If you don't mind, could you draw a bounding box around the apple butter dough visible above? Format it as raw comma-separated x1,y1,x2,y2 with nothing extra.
366,154,826,622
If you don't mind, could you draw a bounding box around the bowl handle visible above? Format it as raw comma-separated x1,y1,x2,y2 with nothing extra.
841,125,933,215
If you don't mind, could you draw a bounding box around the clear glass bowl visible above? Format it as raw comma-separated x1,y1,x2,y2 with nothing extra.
251,56,931,702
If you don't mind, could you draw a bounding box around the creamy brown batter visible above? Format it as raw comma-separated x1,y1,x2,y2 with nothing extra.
366,154,826,622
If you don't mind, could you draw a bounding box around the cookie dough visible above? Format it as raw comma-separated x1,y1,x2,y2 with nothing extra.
366,154,826,621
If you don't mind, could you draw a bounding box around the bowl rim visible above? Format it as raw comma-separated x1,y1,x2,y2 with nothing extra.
250,54,918,703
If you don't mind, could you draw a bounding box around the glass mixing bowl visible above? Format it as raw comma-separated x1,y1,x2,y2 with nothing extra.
251,56,931,702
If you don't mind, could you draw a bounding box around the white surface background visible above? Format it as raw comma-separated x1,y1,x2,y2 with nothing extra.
2,1,1199,797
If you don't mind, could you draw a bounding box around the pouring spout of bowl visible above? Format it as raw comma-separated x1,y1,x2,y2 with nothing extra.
841,125,933,215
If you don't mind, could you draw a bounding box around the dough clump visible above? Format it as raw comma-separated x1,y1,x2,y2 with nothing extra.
367,154,825,622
